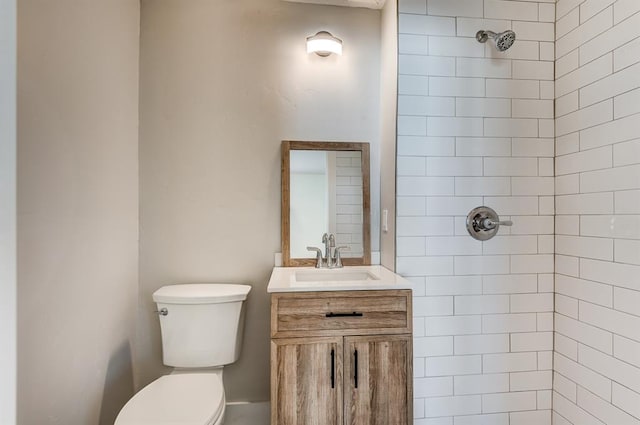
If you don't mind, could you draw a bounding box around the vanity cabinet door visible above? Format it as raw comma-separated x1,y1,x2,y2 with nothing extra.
343,335,412,425
271,337,344,425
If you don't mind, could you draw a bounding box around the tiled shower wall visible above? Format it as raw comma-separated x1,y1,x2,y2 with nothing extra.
552,1,640,424
396,0,555,423
335,151,365,257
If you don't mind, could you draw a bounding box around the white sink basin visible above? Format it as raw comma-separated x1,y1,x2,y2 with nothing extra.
294,270,379,283
267,265,412,293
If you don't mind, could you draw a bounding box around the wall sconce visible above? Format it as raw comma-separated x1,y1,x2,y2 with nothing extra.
306,31,343,57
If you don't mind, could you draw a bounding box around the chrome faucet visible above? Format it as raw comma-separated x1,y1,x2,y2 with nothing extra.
307,233,348,268
322,233,335,267
306,246,324,268
333,246,349,268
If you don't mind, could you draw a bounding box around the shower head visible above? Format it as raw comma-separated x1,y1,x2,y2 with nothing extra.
476,30,516,52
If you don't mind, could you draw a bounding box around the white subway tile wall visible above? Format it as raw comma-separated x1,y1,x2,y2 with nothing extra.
554,0,640,424
398,0,555,423
334,151,364,257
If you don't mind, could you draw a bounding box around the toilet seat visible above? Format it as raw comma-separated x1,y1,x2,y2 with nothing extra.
115,373,225,425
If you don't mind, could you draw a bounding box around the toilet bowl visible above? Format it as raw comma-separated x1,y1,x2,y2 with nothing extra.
115,283,251,425
115,371,225,425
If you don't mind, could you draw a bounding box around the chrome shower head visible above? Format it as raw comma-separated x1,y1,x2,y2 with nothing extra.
476,30,516,52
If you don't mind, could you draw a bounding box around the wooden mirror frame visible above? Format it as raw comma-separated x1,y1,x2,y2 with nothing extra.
281,140,371,267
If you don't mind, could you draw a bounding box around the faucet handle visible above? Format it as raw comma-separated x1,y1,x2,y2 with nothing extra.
329,234,336,247
333,246,350,268
307,246,324,268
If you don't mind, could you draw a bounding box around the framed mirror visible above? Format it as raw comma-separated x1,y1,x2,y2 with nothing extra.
281,140,371,267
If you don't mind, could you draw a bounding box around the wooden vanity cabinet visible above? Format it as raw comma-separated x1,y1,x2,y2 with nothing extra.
270,290,412,425
271,337,344,425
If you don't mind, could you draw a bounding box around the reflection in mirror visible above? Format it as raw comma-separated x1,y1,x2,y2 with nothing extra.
282,141,370,267
290,150,363,259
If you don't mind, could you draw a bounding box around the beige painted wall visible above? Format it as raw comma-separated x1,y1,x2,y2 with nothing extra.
17,1,140,424
138,0,381,401
379,0,397,270
0,0,17,423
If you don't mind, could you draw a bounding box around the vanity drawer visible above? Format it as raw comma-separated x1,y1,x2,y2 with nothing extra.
271,290,412,338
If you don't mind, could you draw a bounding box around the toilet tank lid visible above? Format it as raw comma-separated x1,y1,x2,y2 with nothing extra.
153,283,251,304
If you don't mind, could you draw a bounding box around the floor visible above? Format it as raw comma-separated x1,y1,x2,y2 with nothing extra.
225,402,270,425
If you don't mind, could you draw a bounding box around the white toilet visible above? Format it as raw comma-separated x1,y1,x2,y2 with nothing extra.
115,283,252,425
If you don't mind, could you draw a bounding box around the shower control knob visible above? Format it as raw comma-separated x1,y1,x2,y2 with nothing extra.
466,206,512,241
481,218,513,230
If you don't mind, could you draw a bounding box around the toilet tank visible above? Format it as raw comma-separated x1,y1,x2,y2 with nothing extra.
152,283,251,368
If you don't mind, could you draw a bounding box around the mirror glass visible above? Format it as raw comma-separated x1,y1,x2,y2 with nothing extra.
290,150,363,259
282,141,370,267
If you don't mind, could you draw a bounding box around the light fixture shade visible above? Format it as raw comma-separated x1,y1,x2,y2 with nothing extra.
306,31,342,57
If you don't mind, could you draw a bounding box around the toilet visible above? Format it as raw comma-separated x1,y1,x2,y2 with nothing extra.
115,283,251,425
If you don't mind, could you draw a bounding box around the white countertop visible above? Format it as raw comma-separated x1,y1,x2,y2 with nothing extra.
267,265,413,293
